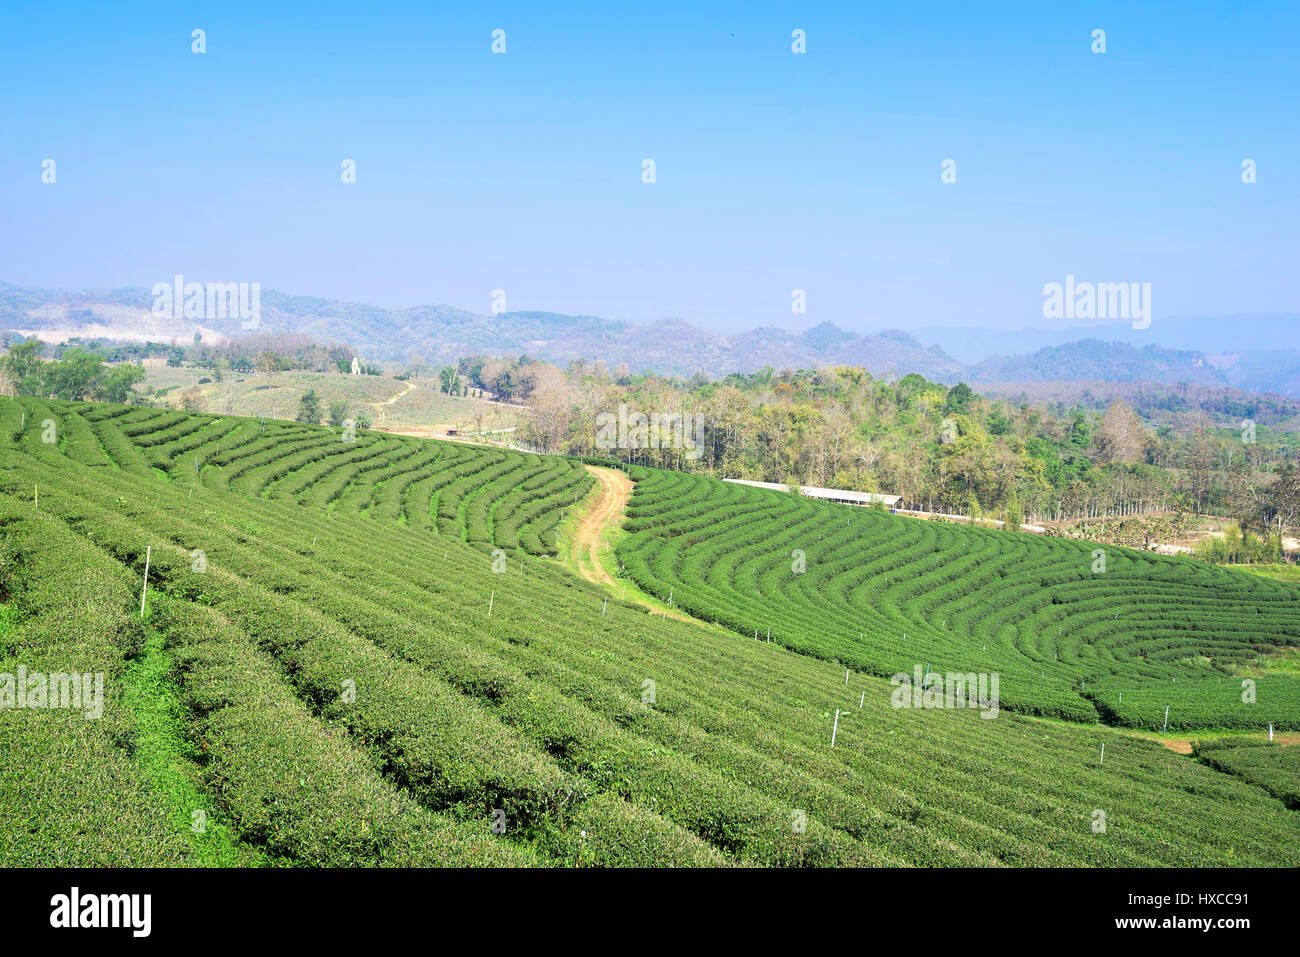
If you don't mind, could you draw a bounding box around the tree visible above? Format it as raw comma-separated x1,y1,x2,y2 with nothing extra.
0,340,46,396
986,407,1011,436
297,390,323,424
99,363,146,403
522,364,574,453
257,351,279,388
943,382,975,415
1067,406,1091,448
327,399,348,427
1261,463,1300,544
180,387,206,413
1095,401,1148,464
1186,431,1217,512
482,360,515,401
43,348,104,400
1004,495,1023,532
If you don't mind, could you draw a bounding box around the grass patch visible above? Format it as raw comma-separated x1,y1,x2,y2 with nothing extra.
1231,563,1300,584
0,602,17,638
0,601,18,655
122,611,266,866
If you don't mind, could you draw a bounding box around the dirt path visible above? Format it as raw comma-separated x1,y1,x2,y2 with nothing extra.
572,466,632,587
371,379,417,425
565,465,699,623
563,474,1299,746
1146,731,1299,754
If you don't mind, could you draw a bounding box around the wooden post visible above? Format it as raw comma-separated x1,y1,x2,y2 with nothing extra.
602,597,607,617
488,591,494,618
859,690,864,709
140,546,151,618
831,709,841,749
1162,705,1169,734
1100,742,1105,765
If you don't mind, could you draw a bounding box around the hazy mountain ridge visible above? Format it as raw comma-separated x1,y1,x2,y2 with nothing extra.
915,314,1300,364
0,285,962,381
965,339,1228,388
3,283,1297,394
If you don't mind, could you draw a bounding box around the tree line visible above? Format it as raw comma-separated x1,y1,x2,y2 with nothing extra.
500,359,1300,551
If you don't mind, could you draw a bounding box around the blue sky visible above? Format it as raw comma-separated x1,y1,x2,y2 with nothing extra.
1,1,1296,333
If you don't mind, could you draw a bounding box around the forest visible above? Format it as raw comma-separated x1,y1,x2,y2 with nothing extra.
497,359,1300,540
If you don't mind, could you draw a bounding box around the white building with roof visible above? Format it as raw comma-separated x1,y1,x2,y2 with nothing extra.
723,478,901,508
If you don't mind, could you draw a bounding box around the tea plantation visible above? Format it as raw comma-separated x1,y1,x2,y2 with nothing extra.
1,397,1297,867
618,469,1300,732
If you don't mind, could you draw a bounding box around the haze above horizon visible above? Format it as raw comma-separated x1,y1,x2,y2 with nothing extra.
1,1,1296,334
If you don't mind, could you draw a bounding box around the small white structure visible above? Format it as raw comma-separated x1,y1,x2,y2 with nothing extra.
350,356,361,375
723,478,901,508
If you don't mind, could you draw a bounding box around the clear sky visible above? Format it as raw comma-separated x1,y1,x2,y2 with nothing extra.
1,1,1295,333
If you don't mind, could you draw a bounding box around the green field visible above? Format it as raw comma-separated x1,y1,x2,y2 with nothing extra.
1193,740,1300,809
1,397,1298,867
617,470,1300,733
141,366,519,436
1237,563,1300,585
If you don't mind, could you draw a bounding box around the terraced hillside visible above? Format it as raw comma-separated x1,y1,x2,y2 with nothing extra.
1,397,1298,867
618,470,1300,732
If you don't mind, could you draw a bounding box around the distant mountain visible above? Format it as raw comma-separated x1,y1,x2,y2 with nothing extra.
0,285,960,381
915,314,1300,364
965,340,1227,388
4,283,1298,395
0,285,229,347
1208,350,1300,396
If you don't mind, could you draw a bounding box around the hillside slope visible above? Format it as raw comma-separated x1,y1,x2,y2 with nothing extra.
617,469,1300,732
1,397,1297,867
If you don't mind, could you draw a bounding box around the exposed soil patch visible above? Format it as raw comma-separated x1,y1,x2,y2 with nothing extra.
572,466,631,588
371,379,417,425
